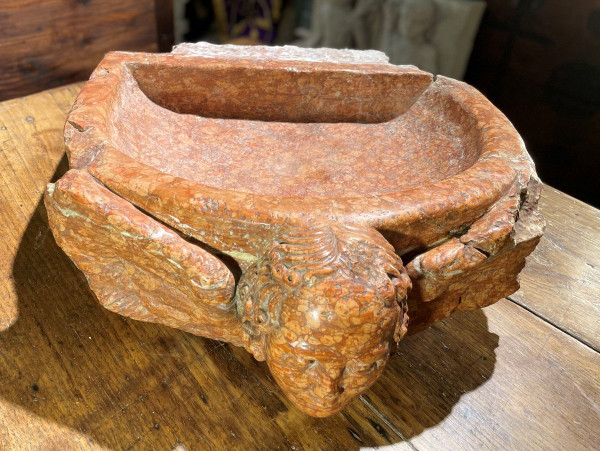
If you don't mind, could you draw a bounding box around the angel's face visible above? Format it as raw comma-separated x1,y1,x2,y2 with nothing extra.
236,222,410,416
262,276,402,417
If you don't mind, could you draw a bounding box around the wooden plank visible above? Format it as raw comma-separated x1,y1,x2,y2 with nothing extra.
509,186,600,351
0,84,598,449
0,0,160,101
365,299,600,450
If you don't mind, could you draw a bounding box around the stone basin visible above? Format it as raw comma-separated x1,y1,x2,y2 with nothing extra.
45,43,545,418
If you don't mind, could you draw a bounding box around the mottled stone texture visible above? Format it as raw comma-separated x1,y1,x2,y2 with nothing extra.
45,43,544,417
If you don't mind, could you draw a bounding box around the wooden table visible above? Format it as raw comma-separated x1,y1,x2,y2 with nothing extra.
0,84,598,450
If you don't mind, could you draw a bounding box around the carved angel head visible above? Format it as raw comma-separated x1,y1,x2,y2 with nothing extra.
236,222,410,417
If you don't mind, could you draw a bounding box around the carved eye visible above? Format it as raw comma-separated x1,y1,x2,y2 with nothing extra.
350,361,379,375
299,358,316,368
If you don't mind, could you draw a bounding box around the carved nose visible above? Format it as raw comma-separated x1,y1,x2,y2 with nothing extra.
312,364,345,396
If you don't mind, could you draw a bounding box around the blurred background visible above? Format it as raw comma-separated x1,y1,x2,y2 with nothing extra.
1,0,598,206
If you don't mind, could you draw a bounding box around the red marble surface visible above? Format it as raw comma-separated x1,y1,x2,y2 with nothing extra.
46,43,544,417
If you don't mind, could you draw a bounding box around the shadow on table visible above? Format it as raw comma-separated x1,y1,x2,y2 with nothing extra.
2,157,498,448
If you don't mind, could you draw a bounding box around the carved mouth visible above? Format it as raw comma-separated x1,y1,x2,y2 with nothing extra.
283,387,351,417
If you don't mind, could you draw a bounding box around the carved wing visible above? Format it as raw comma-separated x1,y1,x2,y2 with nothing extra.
406,178,545,333
45,169,244,346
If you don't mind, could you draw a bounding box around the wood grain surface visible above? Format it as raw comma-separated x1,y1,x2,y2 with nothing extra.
0,84,598,449
0,0,160,101
509,186,600,352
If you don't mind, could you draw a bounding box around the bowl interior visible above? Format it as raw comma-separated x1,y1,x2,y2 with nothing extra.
105,63,482,199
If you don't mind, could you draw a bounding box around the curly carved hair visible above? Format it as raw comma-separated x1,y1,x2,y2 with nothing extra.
235,221,410,360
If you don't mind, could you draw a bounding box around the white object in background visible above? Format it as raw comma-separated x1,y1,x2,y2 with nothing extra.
381,0,486,79
381,0,438,74
431,0,486,80
173,0,190,44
